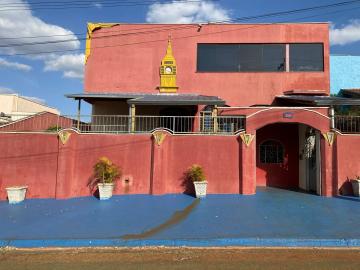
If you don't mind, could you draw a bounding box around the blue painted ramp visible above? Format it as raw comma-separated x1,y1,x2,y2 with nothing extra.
0,188,359,247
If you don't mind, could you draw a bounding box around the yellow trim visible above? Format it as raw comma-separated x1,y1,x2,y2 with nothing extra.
322,131,335,146
58,131,71,145
240,133,255,147
85,22,118,64
153,131,167,146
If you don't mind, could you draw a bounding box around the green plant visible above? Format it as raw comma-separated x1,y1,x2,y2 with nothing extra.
92,157,121,185
46,125,61,132
186,164,206,182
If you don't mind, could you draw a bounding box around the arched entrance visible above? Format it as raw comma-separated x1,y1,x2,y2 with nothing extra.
256,123,321,194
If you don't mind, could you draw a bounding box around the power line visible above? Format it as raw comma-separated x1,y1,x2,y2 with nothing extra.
0,2,359,57
0,0,208,11
1,0,360,48
1,0,359,42
0,24,188,40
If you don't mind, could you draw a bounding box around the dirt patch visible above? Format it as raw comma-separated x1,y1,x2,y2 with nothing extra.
1,247,359,270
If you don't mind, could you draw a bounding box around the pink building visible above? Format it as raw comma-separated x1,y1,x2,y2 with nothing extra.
1,23,360,200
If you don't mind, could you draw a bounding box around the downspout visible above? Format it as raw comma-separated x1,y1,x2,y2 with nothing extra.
329,106,335,129
77,99,81,130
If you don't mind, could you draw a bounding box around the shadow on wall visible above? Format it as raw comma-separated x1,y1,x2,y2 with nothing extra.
339,178,354,196
181,171,195,197
87,174,100,199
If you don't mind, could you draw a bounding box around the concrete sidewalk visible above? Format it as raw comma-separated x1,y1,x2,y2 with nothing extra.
0,188,359,248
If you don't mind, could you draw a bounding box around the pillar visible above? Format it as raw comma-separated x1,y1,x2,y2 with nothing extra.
212,105,218,133
77,99,81,130
321,137,334,197
128,104,136,133
150,130,169,195
239,133,256,195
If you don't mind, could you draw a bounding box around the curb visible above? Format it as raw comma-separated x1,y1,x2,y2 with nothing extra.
2,238,360,248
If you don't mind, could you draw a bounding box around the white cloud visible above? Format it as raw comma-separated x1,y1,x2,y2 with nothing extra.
0,87,16,94
44,54,85,79
0,57,32,71
330,20,360,46
93,3,103,9
0,0,83,79
146,0,230,23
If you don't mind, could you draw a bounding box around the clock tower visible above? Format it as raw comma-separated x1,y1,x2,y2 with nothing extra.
159,37,178,93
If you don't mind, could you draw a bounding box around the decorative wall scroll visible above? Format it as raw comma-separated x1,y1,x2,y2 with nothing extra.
240,132,255,147
322,131,335,146
58,131,71,145
152,131,167,146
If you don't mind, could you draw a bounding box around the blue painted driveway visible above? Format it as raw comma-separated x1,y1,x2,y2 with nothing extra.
0,188,359,247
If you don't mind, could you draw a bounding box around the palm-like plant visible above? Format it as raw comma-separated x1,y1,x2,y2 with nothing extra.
88,157,121,191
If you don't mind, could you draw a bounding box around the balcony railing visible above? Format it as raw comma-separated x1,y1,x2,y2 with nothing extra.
0,114,246,135
2,113,360,134
335,115,360,134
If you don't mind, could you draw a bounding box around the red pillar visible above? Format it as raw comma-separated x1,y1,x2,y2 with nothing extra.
150,132,169,195
55,132,77,199
321,137,334,197
239,134,256,195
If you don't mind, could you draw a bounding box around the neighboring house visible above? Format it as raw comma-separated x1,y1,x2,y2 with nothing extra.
330,55,360,94
0,94,59,125
0,112,73,132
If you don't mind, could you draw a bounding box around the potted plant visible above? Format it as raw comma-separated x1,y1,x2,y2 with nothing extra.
5,186,28,204
89,157,121,200
186,164,207,198
351,176,360,197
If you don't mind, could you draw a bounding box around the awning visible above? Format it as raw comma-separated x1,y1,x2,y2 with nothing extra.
339,89,360,98
276,95,360,106
66,93,225,106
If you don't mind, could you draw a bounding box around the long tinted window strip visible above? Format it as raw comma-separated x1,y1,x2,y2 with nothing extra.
289,43,324,72
197,44,285,72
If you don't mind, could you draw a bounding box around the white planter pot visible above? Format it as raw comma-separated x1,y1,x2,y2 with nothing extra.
5,186,28,204
98,183,114,200
193,181,207,198
351,180,360,197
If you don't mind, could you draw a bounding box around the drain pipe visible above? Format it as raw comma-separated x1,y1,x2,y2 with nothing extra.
329,106,335,129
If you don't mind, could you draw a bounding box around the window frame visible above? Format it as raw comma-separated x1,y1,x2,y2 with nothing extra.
289,43,324,72
259,139,285,164
196,43,286,73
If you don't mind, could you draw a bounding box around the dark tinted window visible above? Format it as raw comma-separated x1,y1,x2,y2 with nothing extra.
197,44,285,72
290,43,324,71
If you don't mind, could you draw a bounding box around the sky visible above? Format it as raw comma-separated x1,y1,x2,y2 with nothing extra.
0,0,360,114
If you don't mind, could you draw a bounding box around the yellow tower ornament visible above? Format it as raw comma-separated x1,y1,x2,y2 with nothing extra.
158,36,178,93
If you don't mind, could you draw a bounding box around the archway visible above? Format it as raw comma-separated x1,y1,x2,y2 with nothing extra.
256,122,321,194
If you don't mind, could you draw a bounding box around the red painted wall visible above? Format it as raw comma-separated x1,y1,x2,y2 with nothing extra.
56,133,153,199
336,134,360,195
256,123,299,189
0,132,241,200
84,23,330,106
1,129,360,200
152,135,240,195
0,133,59,200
